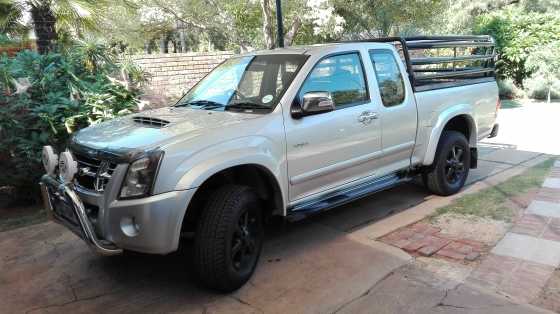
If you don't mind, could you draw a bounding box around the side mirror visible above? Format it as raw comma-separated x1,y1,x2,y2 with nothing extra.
291,91,335,119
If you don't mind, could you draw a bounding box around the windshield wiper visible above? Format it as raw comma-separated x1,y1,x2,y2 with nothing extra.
175,100,224,109
226,102,271,111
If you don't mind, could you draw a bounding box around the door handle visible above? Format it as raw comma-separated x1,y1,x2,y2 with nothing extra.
358,111,378,124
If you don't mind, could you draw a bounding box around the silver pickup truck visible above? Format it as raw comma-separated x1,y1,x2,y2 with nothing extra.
40,35,499,291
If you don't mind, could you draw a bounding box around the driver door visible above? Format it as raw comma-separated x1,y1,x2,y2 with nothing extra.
284,51,383,202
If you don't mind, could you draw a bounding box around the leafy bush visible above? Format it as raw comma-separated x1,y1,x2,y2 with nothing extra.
474,8,560,86
0,47,143,202
525,42,560,102
497,78,524,99
524,76,560,101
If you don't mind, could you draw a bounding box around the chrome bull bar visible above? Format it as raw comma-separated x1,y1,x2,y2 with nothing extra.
40,175,123,256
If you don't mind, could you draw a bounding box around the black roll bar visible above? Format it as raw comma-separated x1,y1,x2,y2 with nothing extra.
333,35,496,91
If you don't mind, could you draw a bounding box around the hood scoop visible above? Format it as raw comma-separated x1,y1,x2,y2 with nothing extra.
132,116,170,128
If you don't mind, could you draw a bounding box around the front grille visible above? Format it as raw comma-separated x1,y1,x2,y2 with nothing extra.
73,152,117,192
132,116,170,128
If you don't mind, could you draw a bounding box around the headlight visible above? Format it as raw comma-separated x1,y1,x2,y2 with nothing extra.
120,151,163,199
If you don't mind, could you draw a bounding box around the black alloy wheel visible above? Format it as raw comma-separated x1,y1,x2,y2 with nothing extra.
194,185,263,292
423,131,471,196
231,207,261,273
445,144,467,185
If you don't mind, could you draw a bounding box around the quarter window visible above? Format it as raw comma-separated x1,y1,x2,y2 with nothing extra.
369,50,405,107
299,53,368,108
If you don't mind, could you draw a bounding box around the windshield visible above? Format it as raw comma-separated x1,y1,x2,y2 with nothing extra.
175,54,308,113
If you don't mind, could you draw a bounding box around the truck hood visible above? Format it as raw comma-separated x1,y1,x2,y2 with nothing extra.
71,107,260,156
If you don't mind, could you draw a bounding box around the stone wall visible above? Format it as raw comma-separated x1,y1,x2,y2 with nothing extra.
132,51,234,107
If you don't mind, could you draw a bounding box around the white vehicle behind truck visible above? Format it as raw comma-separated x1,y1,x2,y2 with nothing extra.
40,35,500,291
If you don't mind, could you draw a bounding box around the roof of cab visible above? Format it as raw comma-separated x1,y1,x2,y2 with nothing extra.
239,42,393,57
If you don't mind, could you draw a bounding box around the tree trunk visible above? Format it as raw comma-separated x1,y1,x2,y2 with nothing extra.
144,40,151,54
177,21,188,53
548,87,552,104
30,4,57,54
179,29,187,52
159,34,167,53
284,16,302,47
261,0,274,49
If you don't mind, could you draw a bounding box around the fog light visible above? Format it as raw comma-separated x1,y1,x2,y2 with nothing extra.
42,146,58,175
58,151,78,183
120,216,140,237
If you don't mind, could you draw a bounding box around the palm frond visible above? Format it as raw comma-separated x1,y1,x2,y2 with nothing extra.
0,2,28,36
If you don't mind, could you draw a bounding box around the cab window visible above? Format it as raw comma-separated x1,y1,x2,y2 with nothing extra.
299,53,368,108
369,50,405,107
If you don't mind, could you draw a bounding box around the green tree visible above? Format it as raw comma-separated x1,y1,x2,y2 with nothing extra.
1,0,132,53
526,42,560,103
334,0,446,38
474,8,560,85
100,0,342,53
0,2,27,36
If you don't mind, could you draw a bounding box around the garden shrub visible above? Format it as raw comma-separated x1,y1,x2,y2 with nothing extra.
497,78,524,99
0,47,144,202
524,76,560,101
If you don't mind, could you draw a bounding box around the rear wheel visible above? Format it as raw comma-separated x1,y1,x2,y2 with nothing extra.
423,131,470,196
194,185,263,292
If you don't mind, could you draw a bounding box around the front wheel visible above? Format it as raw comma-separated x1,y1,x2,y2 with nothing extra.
423,131,471,196
194,185,263,292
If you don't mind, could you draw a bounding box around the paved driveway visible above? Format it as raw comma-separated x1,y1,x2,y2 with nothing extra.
0,145,550,314
483,100,560,155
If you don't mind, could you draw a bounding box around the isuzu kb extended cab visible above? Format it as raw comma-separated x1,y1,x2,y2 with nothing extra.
40,36,499,291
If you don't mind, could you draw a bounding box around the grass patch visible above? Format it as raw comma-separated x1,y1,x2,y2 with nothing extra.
0,209,47,233
433,158,555,222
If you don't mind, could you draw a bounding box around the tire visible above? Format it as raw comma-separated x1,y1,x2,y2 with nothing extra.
194,185,263,292
423,131,471,196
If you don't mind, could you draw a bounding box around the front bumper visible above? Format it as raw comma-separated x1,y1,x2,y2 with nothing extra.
40,174,197,255
40,175,123,255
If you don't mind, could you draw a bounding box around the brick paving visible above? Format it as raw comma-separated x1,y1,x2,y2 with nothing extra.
380,223,486,262
467,159,560,303
533,268,560,312
382,159,560,304
468,254,555,303
535,187,560,203
512,213,560,241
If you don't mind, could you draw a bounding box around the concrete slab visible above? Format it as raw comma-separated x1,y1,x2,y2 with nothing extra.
479,148,541,165
527,200,560,218
336,261,549,314
313,183,429,233
231,223,411,314
466,159,510,185
543,178,560,189
0,220,411,314
492,233,560,267
440,284,552,314
468,253,555,304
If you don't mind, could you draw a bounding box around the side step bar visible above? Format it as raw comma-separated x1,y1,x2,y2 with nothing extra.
286,173,411,221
